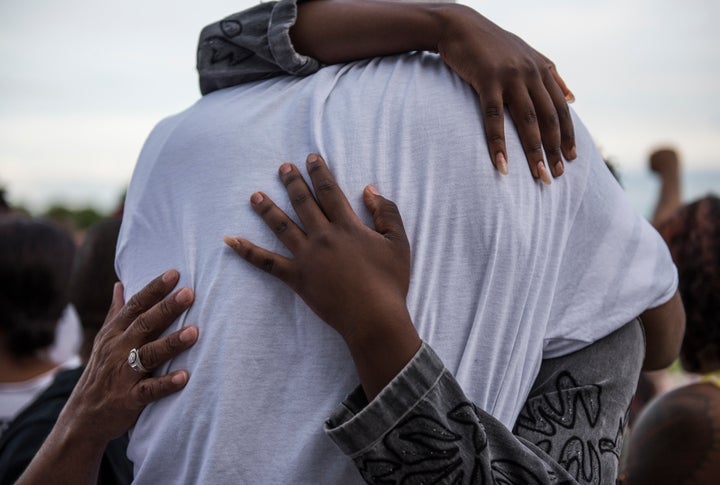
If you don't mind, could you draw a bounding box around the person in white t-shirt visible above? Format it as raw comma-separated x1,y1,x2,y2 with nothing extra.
112,4,683,484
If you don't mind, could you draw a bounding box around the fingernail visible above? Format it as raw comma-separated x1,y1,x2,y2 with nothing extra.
223,235,239,249
279,163,292,175
570,146,577,159
171,372,188,386
537,161,552,185
307,154,320,165
366,184,380,196
554,161,564,176
175,287,193,305
251,192,263,204
496,153,508,175
565,91,576,104
179,326,197,343
162,270,177,283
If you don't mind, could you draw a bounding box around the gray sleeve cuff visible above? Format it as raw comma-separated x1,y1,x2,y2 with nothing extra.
324,342,576,483
324,342,446,457
268,0,320,76
197,0,320,95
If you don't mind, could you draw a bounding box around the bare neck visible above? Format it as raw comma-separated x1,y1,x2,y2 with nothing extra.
0,347,58,383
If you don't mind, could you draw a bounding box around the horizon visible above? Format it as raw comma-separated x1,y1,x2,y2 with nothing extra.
1,0,719,212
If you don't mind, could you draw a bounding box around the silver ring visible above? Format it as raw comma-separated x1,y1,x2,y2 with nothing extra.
127,348,148,373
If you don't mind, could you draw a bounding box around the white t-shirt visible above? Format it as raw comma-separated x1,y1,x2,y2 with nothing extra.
0,356,81,434
117,54,677,483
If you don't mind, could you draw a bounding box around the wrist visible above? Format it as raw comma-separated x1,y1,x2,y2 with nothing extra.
343,307,421,400
434,3,488,55
56,401,111,451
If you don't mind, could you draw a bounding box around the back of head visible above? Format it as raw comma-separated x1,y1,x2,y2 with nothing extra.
658,195,720,373
69,218,121,359
623,382,720,484
0,216,76,358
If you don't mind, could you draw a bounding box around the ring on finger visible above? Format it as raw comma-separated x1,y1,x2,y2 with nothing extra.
128,348,149,373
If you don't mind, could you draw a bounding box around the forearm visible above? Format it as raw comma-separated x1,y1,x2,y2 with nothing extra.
640,290,685,370
652,172,682,227
649,148,682,227
343,305,421,401
291,0,468,63
16,404,107,485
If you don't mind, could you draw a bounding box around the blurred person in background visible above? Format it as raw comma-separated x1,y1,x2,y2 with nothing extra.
0,218,133,484
649,148,683,228
623,194,719,484
0,217,78,435
0,219,132,484
628,148,685,425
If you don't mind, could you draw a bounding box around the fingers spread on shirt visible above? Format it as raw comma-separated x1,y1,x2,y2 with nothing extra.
116,270,180,332
132,371,190,406
477,86,508,175
224,234,294,284
278,162,325,232
135,326,199,372
305,154,357,224
124,286,194,344
249,191,306,255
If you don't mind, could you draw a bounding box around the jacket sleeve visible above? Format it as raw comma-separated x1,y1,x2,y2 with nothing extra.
197,0,320,95
324,342,578,484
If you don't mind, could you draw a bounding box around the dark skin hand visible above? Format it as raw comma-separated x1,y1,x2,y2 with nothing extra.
290,0,576,183
17,270,198,485
225,154,420,400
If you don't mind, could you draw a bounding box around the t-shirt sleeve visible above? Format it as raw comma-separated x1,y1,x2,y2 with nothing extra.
324,342,577,483
543,114,679,358
197,0,320,95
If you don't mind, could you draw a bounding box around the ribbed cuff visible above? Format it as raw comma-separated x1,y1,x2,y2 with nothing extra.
268,0,320,75
324,342,446,458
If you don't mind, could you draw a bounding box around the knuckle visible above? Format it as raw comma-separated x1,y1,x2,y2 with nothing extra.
522,60,541,78
281,172,302,187
133,313,153,335
292,191,310,206
545,143,562,157
526,142,543,155
121,296,144,321
164,334,181,354
137,381,156,403
484,104,502,119
159,298,175,319
524,108,538,125
313,230,335,249
262,257,275,273
502,65,522,80
140,345,158,369
274,221,288,235
544,111,559,127
541,67,555,83
489,133,505,144
380,200,400,218
307,162,323,175
258,202,274,217
558,103,571,120
315,179,338,194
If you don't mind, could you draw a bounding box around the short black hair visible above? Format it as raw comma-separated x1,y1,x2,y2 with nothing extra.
0,216,76,357
658,195,720,373
69,218,121,333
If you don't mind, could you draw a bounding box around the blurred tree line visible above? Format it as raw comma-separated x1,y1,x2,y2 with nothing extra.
0,187,118,231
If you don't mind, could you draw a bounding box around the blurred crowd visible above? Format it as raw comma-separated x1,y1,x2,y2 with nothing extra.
1,146,717,484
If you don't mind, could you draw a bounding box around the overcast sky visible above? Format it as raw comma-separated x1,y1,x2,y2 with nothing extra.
1,0,719,211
